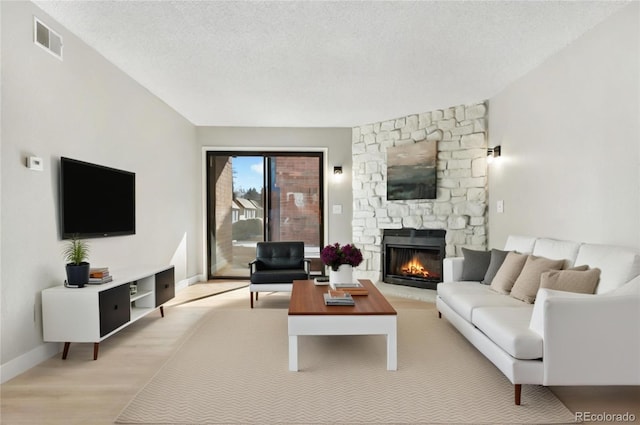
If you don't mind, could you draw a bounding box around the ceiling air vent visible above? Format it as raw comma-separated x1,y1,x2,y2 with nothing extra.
34,17,63,60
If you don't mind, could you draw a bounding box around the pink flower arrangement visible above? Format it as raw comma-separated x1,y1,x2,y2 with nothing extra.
320,243,363,271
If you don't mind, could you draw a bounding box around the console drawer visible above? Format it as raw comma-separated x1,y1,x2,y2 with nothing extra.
99,283,130,337
155,267,175,307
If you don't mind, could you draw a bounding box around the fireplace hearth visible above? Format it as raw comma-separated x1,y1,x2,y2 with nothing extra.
382,229,446,290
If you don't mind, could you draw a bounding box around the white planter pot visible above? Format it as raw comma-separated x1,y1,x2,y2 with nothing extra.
329,264,353,284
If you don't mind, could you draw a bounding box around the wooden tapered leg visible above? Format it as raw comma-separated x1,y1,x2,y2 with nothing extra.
514,384,522,405
93,343,100,360
250,292,254,308
438,311,441,319
62,342,70,360
159,306,164,317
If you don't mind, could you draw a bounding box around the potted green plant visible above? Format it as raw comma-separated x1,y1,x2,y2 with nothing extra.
63,235,90,287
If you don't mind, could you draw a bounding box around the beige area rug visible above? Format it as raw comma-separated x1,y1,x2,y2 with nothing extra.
116,308,575,424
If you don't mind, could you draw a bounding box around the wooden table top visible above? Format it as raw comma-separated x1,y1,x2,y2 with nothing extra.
288,279,397,316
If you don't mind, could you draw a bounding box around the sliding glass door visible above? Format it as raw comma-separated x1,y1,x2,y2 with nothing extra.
206,151,324,279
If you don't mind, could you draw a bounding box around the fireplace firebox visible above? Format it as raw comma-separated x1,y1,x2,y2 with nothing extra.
382,229,446,290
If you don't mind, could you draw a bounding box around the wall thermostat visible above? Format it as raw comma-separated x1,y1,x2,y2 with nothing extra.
27,156,43,171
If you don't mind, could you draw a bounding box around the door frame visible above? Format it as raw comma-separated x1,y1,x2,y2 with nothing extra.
201,146,329,279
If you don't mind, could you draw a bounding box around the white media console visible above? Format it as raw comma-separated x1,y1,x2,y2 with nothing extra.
42,265,175,360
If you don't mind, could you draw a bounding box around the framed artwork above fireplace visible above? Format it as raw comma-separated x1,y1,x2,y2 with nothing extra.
386,140,437,200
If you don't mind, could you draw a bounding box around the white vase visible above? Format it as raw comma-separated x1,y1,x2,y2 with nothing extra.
329,264,353,284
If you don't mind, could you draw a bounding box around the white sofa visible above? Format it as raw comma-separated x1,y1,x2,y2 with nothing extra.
436,235,640,405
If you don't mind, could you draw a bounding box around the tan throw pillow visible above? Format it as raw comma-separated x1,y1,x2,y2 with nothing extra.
490,252,528,294
540,268,601,295
510,255,565,303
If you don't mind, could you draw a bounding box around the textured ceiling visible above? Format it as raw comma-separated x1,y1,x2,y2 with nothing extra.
33,1,628,127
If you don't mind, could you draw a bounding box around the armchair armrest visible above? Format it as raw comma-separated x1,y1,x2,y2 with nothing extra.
533,288,640,385
248,259,258,275
443,257,464,282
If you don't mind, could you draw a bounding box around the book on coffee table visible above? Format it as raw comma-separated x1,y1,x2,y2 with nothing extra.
329,281,368,296
323,290,355,306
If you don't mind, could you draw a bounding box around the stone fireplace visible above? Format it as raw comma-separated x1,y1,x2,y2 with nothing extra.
382,229,446,290
351,101,488,285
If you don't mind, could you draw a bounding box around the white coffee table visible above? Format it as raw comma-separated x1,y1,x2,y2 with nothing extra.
287,279,397,371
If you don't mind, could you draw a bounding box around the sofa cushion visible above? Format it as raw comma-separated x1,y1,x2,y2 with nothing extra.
540,268,601,295
575,244,640,294
503,235,537,254
472,306,542,360
532,238,581,268
461,248,491,281
610,275,640,296
490,252,528,294
481,249,510,285
568,264,590,272
437,281,493,304
437,281,524,322
509,255,565,303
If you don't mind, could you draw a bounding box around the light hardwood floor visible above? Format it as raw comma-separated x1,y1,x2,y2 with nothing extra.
2,283,638,424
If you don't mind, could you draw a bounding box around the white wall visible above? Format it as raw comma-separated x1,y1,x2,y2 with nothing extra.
196,126,352,248
488,2,640,250
1,1,200,378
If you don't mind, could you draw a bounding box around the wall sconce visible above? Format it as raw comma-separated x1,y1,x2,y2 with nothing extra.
487,146,501,163
333,166,343,175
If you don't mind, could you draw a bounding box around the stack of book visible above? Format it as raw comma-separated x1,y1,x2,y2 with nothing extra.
89,267,112,284
329,281,368,296
323,289,355,306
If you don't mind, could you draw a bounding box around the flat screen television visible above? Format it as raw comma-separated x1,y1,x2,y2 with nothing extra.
60,157,136,238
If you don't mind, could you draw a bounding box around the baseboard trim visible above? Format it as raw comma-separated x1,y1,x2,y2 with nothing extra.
1,341,62,384
176,274,204,292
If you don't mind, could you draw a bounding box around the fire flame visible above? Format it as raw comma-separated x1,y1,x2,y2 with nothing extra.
400,258,430,278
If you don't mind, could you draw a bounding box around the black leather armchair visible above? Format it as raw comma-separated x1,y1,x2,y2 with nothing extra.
248,241,310,308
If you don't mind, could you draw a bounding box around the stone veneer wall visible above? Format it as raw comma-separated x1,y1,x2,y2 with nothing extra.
351,101,488,282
